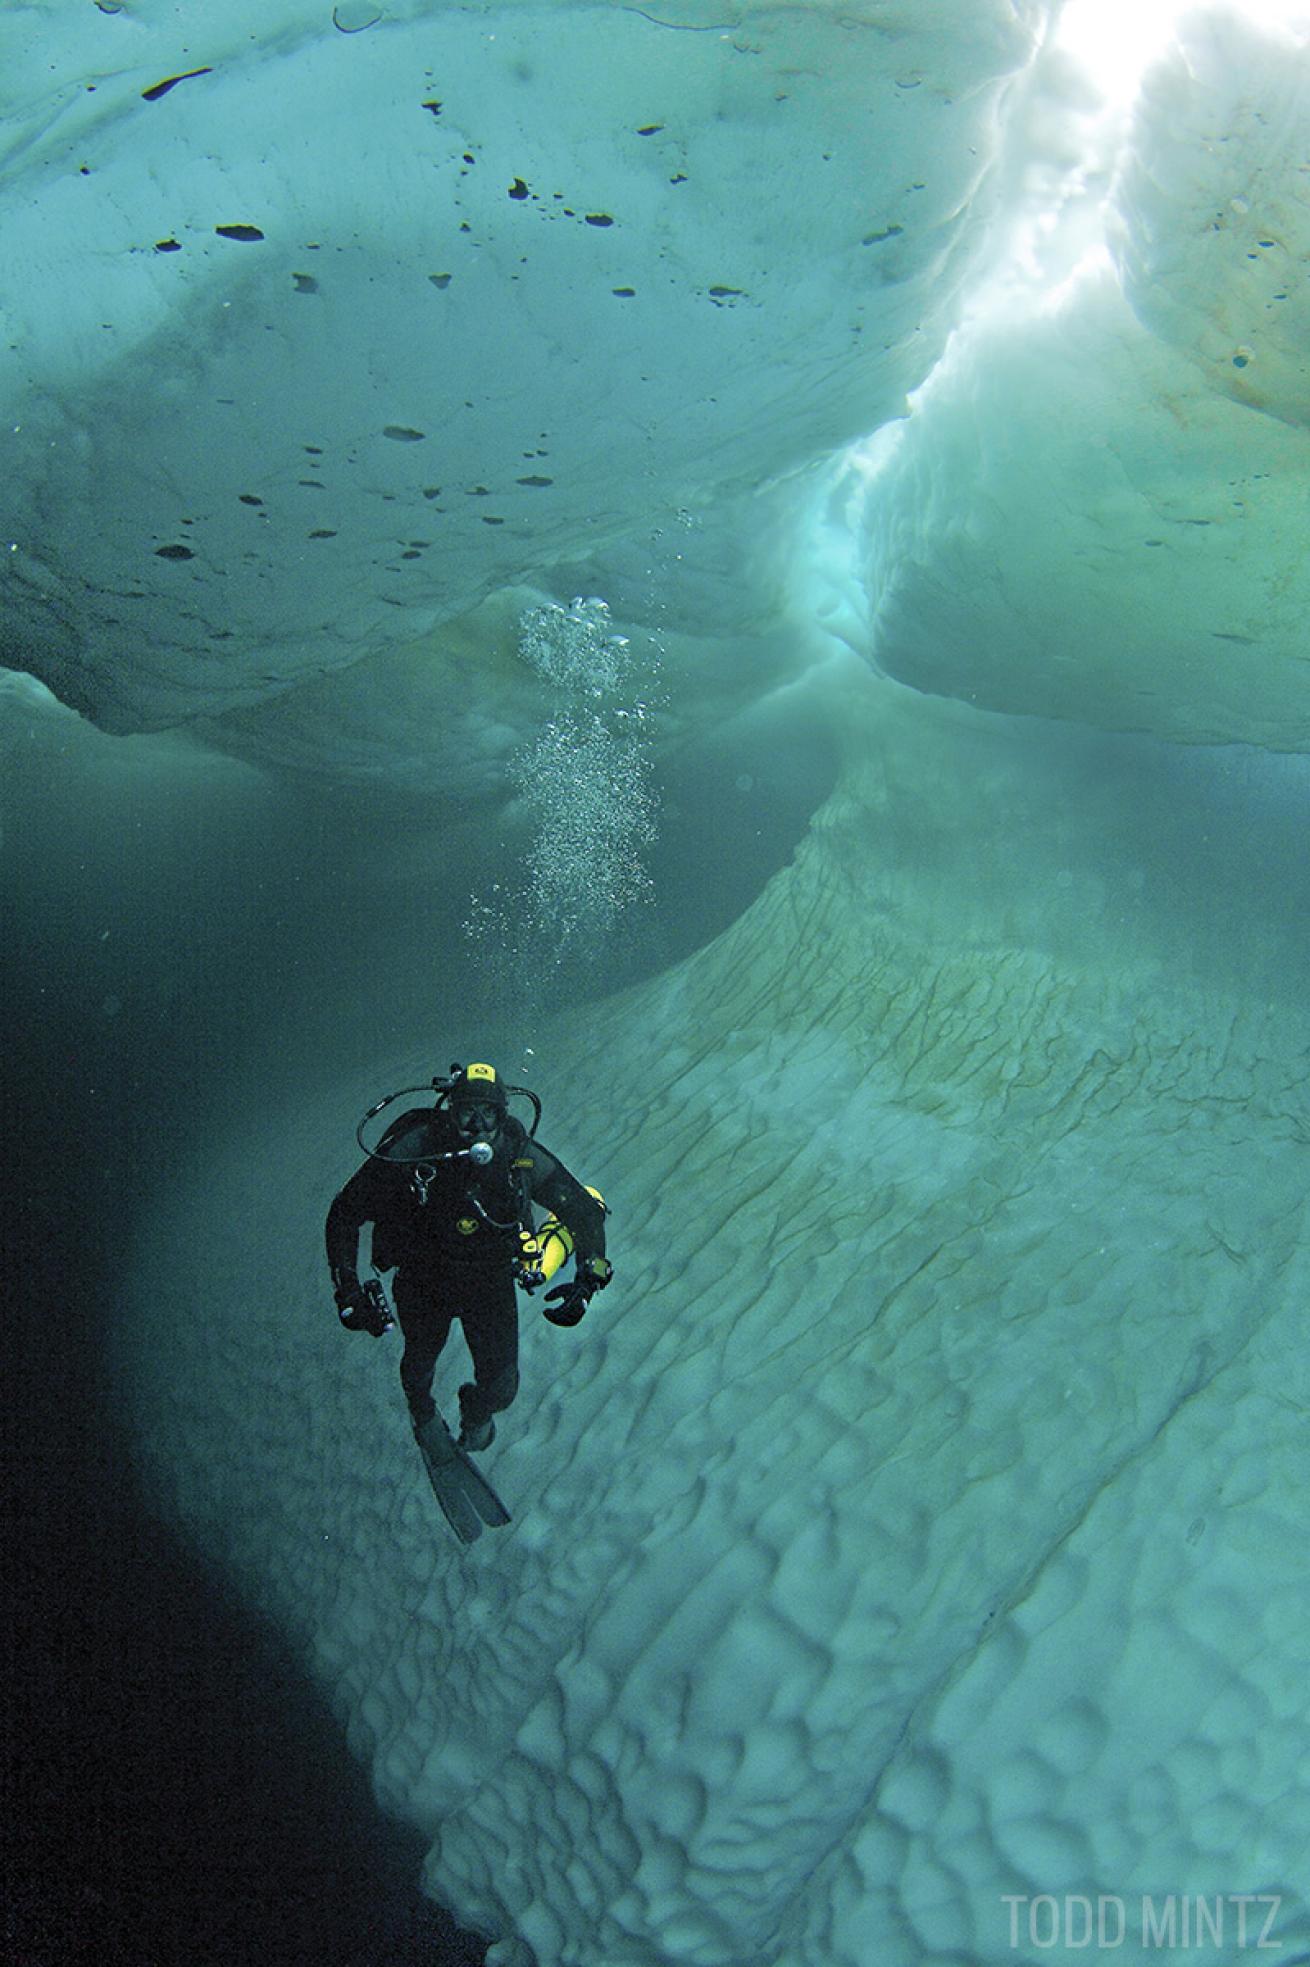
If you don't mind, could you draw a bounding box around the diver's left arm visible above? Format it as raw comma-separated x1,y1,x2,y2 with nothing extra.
528,1146,612,1321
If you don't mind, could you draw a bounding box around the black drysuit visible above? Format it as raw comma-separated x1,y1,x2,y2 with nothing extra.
325,1107,607,1429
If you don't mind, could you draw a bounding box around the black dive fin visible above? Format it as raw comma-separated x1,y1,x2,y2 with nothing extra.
461,1459,511,1530
414,1418,511,1544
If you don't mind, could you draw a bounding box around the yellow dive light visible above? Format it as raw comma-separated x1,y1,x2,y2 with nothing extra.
518,1187,606,1287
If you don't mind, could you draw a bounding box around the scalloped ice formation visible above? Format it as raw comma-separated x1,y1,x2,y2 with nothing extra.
1,0,1042,765
13,0,1310,1961
124,686,1310,1967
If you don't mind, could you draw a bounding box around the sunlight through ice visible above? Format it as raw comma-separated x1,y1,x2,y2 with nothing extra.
1056,0,1310,107
831,0,1310,581
987,0,1310,319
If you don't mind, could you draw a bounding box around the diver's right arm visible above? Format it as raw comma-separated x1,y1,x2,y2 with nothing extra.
326,1164,386,1329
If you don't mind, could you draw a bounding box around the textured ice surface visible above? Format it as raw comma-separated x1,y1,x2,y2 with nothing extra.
123,682,1310,1964
27,2,1310,1958
0,0,1044,744
857,8,1310,743
857,263,1310,741
1113,10,1310,429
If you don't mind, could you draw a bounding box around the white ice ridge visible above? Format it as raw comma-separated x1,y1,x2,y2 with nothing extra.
121,682,1310,1965
847,6,1310,745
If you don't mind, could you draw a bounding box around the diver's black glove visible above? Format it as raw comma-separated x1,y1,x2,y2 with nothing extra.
335,1278,393,1337
543,1256,612,1328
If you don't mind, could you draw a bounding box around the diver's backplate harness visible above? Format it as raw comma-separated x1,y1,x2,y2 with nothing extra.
357,1062,538,1200
355,1064,605,1291
357,1063,547,1273
350,1062,607,1314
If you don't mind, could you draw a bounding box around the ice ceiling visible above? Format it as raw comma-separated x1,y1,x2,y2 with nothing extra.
5,0,1310,766
9,2,1310,1964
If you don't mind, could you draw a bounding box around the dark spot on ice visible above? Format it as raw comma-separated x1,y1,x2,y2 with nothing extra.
383,425,426,442
422,100,443,116
1232,353,1249,368
293,272,319,293
422,487,443,500
304,445,324,454
585,213,615,227
308,529,337,539
637,124,664,135
239,494,264,506
401,550,422,559
155,544,194,560
466,486,491,496
517,475,554,486
216,223,265,242
481,515,505,525
332,3,381,29
509,178,530,200
299,479,326,489
429,272,452,288
155,238,181,253
612,287,636,297
670,173,688,184
863,224,904,246
142,68,213,101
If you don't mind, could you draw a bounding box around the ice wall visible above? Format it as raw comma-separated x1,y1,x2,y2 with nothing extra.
861,10,1310,743
1,0,1044,775
125,676,1310,1965
16,0,1310,1961
1114,8,1310,430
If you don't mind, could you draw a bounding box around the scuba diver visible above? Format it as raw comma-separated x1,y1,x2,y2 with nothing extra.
325,1061,611,1543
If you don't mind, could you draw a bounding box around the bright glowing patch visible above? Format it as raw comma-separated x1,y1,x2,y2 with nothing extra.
1056,0,1310,108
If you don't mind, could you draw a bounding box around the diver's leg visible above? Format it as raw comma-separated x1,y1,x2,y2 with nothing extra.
392,1270,454,1428
457,1272,520,1445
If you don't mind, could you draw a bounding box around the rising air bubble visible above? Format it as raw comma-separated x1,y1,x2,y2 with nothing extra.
464,597,661,992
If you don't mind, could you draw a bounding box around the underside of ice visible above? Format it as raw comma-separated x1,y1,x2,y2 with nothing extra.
7,1,1310,1962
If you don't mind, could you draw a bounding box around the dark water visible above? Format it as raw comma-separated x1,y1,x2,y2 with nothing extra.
5,692,835,1966
17,670,1310,1964
6,984,488,1967
3,739,491,1966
